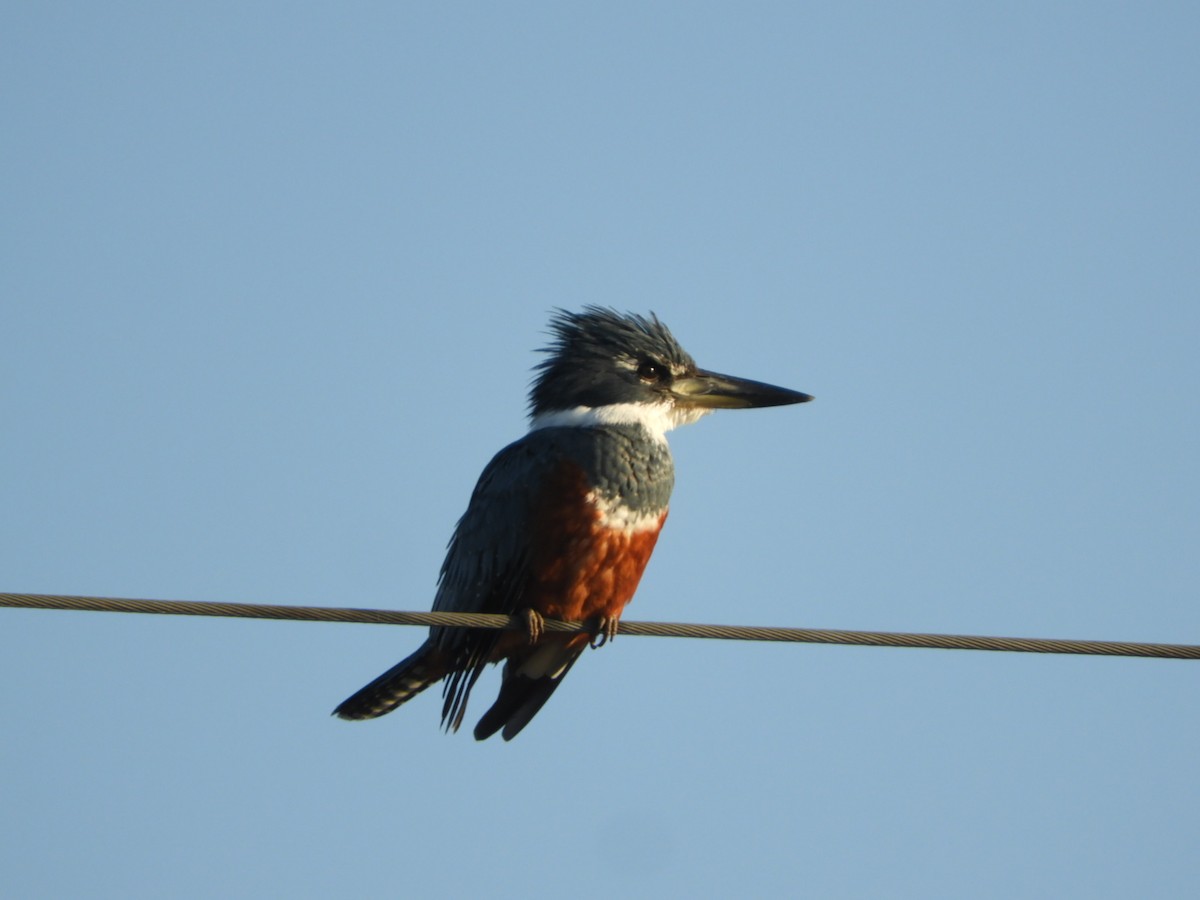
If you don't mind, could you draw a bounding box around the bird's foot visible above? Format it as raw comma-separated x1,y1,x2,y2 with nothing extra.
588,615,619,649
520,608,545,644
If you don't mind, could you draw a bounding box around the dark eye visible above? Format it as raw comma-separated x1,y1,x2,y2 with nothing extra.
637,359,668,383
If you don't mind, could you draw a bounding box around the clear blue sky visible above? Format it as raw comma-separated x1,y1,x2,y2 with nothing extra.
3,4,1197,898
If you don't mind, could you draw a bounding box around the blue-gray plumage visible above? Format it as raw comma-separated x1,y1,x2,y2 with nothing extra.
334,307,811,740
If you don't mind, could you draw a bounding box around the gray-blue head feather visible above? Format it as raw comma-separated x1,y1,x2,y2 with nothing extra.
528,307,698,417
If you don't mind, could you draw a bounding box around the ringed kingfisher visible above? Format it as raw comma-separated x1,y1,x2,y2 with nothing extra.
334,307,811,740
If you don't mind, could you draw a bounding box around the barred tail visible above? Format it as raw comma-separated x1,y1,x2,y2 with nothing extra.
333,641,447,721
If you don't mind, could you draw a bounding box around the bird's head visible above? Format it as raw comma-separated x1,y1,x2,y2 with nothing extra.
528,307,812,438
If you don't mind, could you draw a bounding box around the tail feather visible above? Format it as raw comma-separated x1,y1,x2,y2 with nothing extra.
473,640,585,741
334,641,447,721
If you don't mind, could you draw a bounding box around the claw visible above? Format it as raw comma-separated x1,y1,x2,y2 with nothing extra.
589,615,619,649
521,608,545,644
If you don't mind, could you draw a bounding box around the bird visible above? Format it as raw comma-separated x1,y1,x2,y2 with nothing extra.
334,307,812,740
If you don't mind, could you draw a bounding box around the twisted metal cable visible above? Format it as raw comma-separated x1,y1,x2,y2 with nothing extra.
2,592,1197,660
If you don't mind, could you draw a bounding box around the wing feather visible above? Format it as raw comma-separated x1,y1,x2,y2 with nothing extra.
431,432,566,728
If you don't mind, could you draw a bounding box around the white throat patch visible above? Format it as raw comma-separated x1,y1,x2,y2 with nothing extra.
529,401,710,443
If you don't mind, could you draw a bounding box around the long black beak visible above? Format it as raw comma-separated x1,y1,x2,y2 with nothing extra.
669,369,813,410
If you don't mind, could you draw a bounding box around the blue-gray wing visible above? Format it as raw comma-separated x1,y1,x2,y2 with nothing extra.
430,433,551,619
429,430,578,725
334,430,577,728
